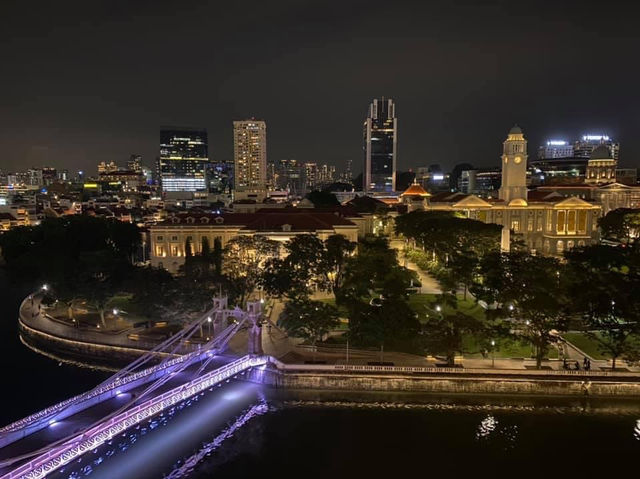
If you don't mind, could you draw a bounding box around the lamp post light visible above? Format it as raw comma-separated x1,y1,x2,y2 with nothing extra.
41,284,48,292
435,305,442,313
207,316,212,336
490,340,496,368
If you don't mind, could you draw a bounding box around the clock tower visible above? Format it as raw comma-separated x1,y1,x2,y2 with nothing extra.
499,125,528,203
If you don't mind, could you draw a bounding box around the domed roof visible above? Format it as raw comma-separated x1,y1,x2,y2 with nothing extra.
401,181,430,197
509,124,523,134
590,145,612,160
508,198,528,207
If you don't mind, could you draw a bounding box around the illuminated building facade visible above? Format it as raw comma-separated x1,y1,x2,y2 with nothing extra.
585,145,616,184
233,120,267,191
363,98,397,192
397,126,601,256
150,210,359,273
538,140,573,159
159,128,208,193
574,135,619,160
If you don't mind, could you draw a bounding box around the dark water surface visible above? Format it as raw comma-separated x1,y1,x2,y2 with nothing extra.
0,271,109,426
2,271,639,478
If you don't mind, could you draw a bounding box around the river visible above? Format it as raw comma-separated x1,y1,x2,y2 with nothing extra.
1,271,639,478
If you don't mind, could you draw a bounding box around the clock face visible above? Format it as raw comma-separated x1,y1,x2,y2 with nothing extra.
514,156,522,164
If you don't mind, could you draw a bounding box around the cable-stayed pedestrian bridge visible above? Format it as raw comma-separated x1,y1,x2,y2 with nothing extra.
0,297,268,479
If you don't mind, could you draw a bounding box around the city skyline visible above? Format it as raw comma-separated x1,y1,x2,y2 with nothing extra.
1,1,640,174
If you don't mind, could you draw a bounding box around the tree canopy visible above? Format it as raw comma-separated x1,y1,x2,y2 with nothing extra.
471,251,568,368
564,244,640,368
599,208,640,244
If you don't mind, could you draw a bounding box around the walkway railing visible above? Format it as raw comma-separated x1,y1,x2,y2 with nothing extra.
1,355,269,479
270,359,640,379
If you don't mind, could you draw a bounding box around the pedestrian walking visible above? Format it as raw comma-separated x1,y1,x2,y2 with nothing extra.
574,361,580,370
583,356,588,369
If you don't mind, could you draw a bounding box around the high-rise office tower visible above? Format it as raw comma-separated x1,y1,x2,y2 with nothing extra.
303,162,318,192
127,154,143,173
97,161,118,174
538,140,573,159
158,128,208,193
233,119,267,190
574,135,619,160
275,159,303,195
363,98,397,192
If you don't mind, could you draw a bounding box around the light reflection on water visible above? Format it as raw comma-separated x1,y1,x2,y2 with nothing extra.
52,386,640,479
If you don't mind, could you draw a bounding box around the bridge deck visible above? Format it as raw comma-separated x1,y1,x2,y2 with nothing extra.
0,356,235,476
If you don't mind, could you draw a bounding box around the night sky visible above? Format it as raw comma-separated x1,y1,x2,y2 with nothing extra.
1,0,639,175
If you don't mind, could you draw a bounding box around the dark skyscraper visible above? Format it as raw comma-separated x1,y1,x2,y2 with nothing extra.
363,98,397,192
159,128,208,193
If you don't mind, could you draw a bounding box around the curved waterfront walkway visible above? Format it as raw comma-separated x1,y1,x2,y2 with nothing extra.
18,295,196,358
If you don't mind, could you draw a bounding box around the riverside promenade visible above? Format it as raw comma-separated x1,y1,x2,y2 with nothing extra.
20,292,640,374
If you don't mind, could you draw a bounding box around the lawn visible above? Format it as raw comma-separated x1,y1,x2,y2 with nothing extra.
462,335,559,359
409,293,486,323
562,332,609,360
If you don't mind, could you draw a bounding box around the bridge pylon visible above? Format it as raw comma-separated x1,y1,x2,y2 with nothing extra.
246,301,263,355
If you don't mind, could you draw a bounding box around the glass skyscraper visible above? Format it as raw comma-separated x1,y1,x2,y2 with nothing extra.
363,98,397,192
159,128,208,193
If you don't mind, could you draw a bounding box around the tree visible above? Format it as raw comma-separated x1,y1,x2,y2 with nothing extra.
213,237,223,276
338,236,417,303
599,208,640,244
280,298,340,359
565,244,640,369
347,297,420,355
394,211,500,265
323,234,356,293
260,235,326,300
471,251,568,369
223,236,279,306
421,294,486,366
306,190,340,208
338,237,421,354
260,234,356,300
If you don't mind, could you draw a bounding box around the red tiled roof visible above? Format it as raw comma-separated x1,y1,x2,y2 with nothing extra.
537,183,594,189
258,206,363,218
157,211,357,231
527,190,563,202
429,192,468,203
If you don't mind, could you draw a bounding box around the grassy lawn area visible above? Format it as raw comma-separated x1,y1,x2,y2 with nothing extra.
409,293,486,323
562,332,609,360
462,335,559,359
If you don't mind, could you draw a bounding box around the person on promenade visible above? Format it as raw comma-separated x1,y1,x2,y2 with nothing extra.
574,361,580,370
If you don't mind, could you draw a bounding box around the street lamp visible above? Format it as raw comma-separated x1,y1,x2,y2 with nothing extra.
490,340,496,368
435,305,442,313
41,284,48,291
